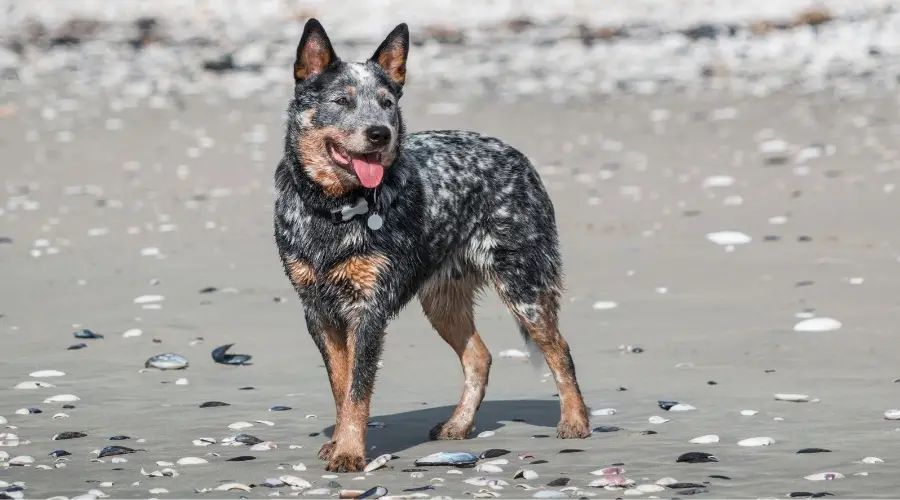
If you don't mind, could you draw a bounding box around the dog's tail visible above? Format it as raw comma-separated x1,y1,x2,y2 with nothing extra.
517,322,547,371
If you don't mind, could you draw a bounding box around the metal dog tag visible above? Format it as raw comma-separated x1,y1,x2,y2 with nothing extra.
367,213,383,230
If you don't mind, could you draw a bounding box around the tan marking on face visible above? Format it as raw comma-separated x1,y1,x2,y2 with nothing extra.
285,258,316,288
346,86,356,96
326,254,389,296
297,126,359,197
299,107,316,127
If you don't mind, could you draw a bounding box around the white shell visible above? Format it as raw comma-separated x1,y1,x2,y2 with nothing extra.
804,472,845,481
250,441,277,451
476,463,504,473
364,453,392,472
793,318,842,332
52,413,69,419
737,437,775,447
591,301,618,310
148,488,168,495
668,403,696,412
174,378,188,385
636,484,666,493
477,430,495,438
702,175,736,188
228,421,253,430
0,416,5,425
44,394,80,403
498,349,528,358
278,475,311,488
214,483,252,492
740,410,759,416
689,434,719,444
706,231,751,245
292,463,307,471
591,408,617,416
192,438,215,446
15,381,55,389
861,456,884,464
133,294,164,304
176,457,208,465
648,416,669,424
656,477,678,486
123,328,143,338
516,469,539,480
9,455,34,465
29,370,65,378
883,409,900,420
0,432,20,446
774,393,810,402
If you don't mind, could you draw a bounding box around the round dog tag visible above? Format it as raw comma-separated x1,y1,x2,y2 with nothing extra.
367,213,383,230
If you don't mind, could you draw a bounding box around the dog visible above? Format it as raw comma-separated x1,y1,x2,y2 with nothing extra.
274,18,591,473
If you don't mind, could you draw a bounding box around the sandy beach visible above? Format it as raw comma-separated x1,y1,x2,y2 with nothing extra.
3,1,900,498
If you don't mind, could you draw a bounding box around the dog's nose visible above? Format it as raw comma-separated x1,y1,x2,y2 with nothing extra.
365,125,391,146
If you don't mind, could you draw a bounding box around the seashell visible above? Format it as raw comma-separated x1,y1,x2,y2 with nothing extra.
623,489,644,496
0,451,7,460
533,491,567,498
111,457,127,463
29,370,65,378
364,453,392,472
477,431,495,438
176,456,208,465
68,343,88,350
797,448,831,454
35,464,52,470
16,407,42,415
156,461,174,466
590,408,616,416
591,466,625,476
414,452,478,467
279,475,311,488
356,486,388,499
148,488,168,495
228,421,254,430
702,175,735,188
226,455,255,461
98,446,140,458
689,434,719,444
860,457,884,464
214,483,252,492
13,380,56,390
50,450,71,458
74,329,104,339
793,318,841,332
9,455,34,466
656,477,679,486
53,431,87,440
592,425,621,433
52,413,69,419
476,463,503,473
592,301,618,310
740,410,759,416
775,394,810,402
547,478,569,487
676,452,717,463
706,231,751,245
144,353,188,370
483,458,509,466
133,295,164,304
255,420,275,426
269,406,292,412
514,469,539,480
648,416,669,424
480,449,510,459
738,437,775,447
498,349,528,358
44,394,80,403
636,484,666,493
589,475,634,488
0,416,5,425
193,438,216,446
122,328,142,338
804,472,844,481
199,401,229,408
250,441,277,451
658,401,695,411
263,477,284,487
883,409,900,420
211,343,252,365
305,488,334,496
174,378,189,385
0,432,21,446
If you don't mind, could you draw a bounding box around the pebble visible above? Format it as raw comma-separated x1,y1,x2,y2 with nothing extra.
738,437,775,447
144,353,188,370
793,318,842,332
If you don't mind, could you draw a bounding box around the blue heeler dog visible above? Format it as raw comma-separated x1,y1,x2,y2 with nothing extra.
274,18,590,473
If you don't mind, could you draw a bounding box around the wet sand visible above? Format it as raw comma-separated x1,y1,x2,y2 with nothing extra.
2,85,900,498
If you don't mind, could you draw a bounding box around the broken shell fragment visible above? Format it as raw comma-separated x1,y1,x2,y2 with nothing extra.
365,453,392,472
514,469,539,480
804,472,845,481
738,437,775,447
414,452,478,467
176,456,208,465
145,353,188,370
775,394,810,402
689,434,719,444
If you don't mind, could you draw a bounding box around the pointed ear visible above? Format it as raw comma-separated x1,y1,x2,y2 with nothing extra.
370,23,409,86
294,18,339,83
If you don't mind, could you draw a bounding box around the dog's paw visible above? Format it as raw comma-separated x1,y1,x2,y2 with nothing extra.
325,452,366,473
556,417,591,439
428,421,471,441
317,441,335,461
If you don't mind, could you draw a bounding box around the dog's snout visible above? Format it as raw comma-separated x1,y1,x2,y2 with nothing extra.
365,125,391,146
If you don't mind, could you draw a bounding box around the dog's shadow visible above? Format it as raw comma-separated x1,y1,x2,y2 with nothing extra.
321,399,565,456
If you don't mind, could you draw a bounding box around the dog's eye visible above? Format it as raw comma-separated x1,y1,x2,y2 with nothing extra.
334,97,350,106
381,99,394,109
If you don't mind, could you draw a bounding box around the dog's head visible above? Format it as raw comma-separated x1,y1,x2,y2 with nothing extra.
287,18,409,197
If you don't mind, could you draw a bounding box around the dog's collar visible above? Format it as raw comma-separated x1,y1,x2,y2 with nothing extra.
317,189,389,226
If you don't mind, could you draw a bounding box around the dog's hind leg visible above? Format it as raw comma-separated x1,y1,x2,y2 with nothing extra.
304,311,350,461
419,274,492,440
490,247,590,439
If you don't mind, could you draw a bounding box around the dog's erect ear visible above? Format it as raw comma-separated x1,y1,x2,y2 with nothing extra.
294,18,339,83
370,23,409,86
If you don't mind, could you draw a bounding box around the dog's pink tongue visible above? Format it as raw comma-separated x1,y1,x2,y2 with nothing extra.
352,153,384,188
